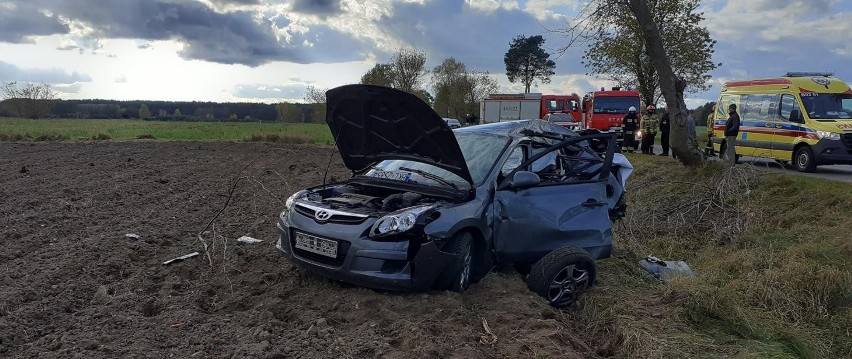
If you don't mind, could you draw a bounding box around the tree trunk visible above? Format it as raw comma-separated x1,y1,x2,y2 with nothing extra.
627,0,705,166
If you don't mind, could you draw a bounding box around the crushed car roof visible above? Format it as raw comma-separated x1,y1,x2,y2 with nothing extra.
455,120,579,139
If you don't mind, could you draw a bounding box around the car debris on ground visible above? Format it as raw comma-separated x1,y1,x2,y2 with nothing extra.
639,255,694,282
162,251,200,265
237,236,263,244
125,233,141,240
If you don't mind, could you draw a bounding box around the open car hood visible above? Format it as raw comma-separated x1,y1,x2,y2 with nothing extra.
325,85,474,184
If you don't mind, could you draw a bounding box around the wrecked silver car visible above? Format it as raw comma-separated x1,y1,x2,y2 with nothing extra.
276,85,632,307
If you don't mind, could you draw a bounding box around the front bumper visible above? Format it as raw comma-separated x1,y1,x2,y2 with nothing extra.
276,212,456,291
814,138,852,165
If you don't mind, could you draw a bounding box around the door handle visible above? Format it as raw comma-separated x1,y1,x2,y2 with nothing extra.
765,122,772,127
776,123,783,128
582,199,607,207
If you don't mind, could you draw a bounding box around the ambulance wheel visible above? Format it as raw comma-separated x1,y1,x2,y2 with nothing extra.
793,146,816,172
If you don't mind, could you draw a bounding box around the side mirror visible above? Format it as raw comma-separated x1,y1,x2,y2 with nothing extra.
789,109,804,123
506,171,540,190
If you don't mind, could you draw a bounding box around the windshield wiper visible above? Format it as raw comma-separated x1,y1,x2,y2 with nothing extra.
399,167,460,191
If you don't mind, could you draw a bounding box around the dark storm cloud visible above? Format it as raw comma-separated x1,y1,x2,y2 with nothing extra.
376,0,583,74
0,2,69,43
291,0,342,16
0,60,92,83
34,0,305,66
9,0,365,66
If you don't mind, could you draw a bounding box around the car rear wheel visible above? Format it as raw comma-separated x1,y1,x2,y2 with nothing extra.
793,146,816,172
526,247,596,308
435,232,473,292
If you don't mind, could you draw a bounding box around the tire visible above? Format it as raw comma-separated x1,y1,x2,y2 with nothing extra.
526,247,596,308
435,232,473,292
793,146,817,172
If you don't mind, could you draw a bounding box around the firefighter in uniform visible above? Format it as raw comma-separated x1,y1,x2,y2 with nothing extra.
705,104,717,156
622,106,639,153
641,105,659,154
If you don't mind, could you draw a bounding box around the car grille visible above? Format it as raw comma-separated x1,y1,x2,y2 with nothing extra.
841,133,852,153
293,204,368,224
290,230,350,266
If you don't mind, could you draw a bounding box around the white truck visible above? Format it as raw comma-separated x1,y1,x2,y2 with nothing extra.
480,93,542,123
480,93,582,123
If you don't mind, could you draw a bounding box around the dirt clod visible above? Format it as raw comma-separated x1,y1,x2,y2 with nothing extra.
90,286,111,306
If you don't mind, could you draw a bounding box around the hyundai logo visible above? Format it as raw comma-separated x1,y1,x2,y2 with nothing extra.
314,210,331,222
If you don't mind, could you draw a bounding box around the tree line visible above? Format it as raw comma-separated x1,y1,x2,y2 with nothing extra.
0,83,299,122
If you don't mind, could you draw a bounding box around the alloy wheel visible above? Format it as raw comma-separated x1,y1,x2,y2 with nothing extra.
546,265,589,307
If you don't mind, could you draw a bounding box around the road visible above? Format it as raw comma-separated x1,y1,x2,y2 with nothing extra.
649,145,852,183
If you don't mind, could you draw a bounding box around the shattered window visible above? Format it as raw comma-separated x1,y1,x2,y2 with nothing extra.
501,146,525,176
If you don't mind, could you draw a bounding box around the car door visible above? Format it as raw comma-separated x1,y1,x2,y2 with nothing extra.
492,134,616,264
773,94,802,159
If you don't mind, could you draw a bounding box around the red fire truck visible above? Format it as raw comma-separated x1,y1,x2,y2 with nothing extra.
479,93,583,124
581,87,641,141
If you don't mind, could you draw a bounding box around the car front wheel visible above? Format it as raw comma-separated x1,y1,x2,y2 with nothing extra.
526,247,596,308
793,146,816,172
435,232,473,292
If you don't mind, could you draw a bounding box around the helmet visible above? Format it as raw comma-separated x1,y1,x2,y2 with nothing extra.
646,105,656,111
628,106,636,112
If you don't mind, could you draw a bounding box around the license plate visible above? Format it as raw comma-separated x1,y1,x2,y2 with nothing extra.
294,232,338,258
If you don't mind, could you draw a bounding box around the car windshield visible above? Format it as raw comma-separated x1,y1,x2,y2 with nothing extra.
593,96,641,114
547,114,575,122
799,93,852,119
366,132,509,188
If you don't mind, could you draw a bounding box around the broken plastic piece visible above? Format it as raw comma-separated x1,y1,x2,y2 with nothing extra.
639,256,693,282
125,233,141,240
237,236,263,244
162,252,200,265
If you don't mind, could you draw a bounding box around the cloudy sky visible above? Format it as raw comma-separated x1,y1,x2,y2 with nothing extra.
1,0,851,107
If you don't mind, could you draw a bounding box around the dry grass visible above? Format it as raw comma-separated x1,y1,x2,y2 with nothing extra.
565,155,852,358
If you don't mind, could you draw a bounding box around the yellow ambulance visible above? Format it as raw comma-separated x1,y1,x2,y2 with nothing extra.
712,72,852,172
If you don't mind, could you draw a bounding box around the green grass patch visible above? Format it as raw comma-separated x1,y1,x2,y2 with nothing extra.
569,154,852,358
0,117,333,144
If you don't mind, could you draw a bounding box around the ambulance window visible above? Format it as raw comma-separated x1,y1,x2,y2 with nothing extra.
741,95,761,120
770,95,780,115
758,94,777,119
780,94,800,122
718,95,735,118
843,98,852,113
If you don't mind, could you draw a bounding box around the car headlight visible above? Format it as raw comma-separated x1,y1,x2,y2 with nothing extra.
816,130,841,140
370,204,436,238
284,190,307,211
636,130,642,137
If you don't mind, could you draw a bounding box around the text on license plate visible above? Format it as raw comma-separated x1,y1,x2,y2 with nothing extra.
294,232,338,258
